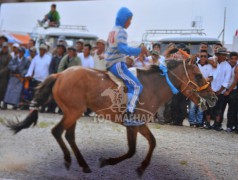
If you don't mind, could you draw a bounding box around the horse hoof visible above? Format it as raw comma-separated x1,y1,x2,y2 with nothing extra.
64,161,71,170
99,157,108,168
83,167,92,173
64,156,71,170
136,167,144,178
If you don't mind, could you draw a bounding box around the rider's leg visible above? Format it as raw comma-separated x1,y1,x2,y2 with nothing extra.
108,62,144,126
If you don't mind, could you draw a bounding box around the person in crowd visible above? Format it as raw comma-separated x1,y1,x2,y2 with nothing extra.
160,45,189,126
4,47,30,110
164,43,188,61
93,39,106,70
58,46,81,72
56,36,67,48
78,44,94,68
24,39,36,58
25,44,52,113
76,39,84,55
78,43,94,117
189,50,213,127
204,47,231,131
105,7,147,126
21,46,37,110
223,52,238,132
46,43,66,113
148,43,165,62
133,56,149,68
10,43,20,59
38,4,60,27
199,42,212,57
196,42,217,68
27,47,37,61
0,42,11,109
25,44,51,94
148,50,161,65
126,56,135,68
0,35,8,52
213,43,223,55
44,42,52,58
49,43,66,74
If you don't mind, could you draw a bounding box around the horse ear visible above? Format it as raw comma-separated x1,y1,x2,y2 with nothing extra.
185,58,190,64
187,55,197,65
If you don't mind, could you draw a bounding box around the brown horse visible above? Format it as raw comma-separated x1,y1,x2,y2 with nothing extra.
7,60,217,177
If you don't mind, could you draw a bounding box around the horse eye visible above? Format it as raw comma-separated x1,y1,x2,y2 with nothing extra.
195,74,203,85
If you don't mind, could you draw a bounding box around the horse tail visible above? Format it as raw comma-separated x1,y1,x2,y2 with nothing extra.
7,74,59,134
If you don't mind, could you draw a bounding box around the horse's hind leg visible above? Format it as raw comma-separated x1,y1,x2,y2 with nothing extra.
136,125,156,177
65,122,91,173
100,126,138,167
52,118,72,170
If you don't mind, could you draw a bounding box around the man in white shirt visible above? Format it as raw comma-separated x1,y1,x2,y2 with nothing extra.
223,52,238,132
205,47,231,131
25,44,51,83
76,39,84,55
78,44,94,68
189,50,213,128
93,39,106,71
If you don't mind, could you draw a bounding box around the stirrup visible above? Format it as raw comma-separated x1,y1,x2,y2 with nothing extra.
123,119,145,126
123,112,145,126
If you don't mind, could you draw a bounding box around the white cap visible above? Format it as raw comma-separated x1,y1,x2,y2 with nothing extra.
13,43,20,48
39,44,48,50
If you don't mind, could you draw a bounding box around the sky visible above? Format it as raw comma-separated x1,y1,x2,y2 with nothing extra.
0,0,237,44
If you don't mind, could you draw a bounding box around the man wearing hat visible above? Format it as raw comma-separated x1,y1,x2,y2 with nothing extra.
0,42,11,109
11,43,20,59
4,47,30,109
204,47,232,131
93,39,106,70
148,50,161,65
27,47,37,61
58,46,81,72
25,44,51,99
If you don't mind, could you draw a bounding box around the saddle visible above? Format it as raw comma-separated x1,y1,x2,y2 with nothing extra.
106,67,138,90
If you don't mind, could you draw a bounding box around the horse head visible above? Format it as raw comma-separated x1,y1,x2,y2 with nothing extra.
168,59,217,111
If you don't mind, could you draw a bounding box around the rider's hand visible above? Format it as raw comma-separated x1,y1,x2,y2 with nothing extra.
224,91,229,96
141,46,147,55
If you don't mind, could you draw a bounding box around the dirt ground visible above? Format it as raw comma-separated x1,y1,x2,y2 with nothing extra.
0,110,238,180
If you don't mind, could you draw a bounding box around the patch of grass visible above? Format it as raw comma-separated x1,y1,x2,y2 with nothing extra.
0,117,5,124
37,122,54,128
180,160,188,166
155,124,160,129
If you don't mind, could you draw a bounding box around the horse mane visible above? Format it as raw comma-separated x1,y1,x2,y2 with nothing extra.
137,59,183,74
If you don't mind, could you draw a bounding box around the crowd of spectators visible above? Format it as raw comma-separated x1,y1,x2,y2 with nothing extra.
0,33,237,132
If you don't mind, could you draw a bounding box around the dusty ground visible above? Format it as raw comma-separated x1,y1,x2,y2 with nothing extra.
0,110,238,180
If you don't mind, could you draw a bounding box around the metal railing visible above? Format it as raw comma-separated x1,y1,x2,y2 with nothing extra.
142,29,206,42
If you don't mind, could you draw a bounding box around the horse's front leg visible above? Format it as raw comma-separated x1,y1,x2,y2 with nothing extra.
136,124,156,177
65,122,91,173
99,126,138,167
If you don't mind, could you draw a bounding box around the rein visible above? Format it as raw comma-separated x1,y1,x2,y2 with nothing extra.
166,60,210,94
180,60,210,93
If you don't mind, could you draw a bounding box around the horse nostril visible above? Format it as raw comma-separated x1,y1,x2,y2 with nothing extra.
212,97,218,102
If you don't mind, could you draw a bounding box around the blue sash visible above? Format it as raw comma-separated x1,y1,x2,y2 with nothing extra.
159,64,179,94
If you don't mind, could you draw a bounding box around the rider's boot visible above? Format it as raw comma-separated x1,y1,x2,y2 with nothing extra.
123,111,145,126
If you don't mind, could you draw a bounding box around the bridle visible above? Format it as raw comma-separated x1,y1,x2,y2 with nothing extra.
167,59,210,94
180,60,210,93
